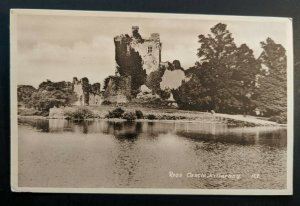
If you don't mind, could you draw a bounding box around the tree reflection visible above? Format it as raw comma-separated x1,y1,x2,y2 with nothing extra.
35,120,49,132
176,129,287,148
104,121,142,141
18,118,287,149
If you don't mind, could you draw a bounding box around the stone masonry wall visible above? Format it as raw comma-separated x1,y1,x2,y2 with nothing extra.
72,77,102,106
114,26,162,76
131,38,161,75
103,76,131,103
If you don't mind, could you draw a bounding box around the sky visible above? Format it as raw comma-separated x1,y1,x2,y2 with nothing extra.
14,11,290,88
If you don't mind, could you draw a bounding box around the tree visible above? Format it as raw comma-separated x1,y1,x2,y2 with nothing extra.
174,23,261,114
145,66,166,94
17,85,36,107
114,35,147,96
173,70,212,111
28,80,77,113
196,23,238,113
230,44,261,114
91,83,101,94
255,38,287,117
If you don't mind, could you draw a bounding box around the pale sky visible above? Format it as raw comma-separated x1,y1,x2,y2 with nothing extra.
15,12,289,88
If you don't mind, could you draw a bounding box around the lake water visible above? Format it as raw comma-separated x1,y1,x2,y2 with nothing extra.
18,118,287,189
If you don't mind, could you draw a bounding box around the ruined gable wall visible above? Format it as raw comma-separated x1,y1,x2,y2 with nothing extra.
103,76,132,103
114,29,161,76
73,77,102,106
110,27,162,103
89,93,102,105
73,83,85,106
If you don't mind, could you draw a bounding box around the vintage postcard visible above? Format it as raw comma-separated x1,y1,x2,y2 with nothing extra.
10,9,293,195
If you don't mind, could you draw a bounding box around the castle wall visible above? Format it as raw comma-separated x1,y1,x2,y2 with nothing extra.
130,39,161,75
103,76,131,103
73,83,85,106
89,93,102,105
73,77,103,106
114,27,162,76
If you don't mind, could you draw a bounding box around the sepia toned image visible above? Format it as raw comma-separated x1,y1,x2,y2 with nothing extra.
10,9,293,195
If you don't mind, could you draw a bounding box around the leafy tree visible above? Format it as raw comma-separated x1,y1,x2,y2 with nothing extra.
229,44,261,114
91,83,101,94
145,66,166,94
146,60,184,99
28,80,77,113
173,71,212,111
17,85,36,107
174,23,261,114
196,23,239,113
114,35,147,96
255,38,287,117
174,23,236,112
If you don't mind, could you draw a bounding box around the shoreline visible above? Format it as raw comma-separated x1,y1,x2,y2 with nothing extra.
17,115,286,127
18,105,285,127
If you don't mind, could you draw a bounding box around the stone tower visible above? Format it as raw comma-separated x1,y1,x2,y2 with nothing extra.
114,26,162,75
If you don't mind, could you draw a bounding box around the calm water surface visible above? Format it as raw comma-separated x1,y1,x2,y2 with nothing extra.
18,119,287,189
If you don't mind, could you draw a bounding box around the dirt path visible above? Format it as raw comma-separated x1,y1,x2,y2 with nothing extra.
213,113,280,126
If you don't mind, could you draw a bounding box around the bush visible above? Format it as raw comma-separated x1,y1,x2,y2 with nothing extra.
18,108,43,116
160,115,186,120
102,100,112,105
227,119,256,127
146,114,157,120
105,107,125,118
123,112,136,121
135,110,144,119
64,107,95,120
269,112,287,124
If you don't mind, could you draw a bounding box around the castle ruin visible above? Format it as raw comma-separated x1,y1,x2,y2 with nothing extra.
114,26,162,74
73,77,102,106
72,26,182,105
102,26,163,103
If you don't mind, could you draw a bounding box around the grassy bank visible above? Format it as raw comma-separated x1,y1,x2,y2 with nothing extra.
18,105,283,127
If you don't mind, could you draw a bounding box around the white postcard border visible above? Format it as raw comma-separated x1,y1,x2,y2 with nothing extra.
10,9,294,195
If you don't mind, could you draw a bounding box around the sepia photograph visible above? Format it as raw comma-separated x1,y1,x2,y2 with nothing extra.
10,9,293,195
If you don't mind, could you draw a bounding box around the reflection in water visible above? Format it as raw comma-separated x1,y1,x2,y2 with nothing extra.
177,129,287,148
23,119,287,148
18,118,287,189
